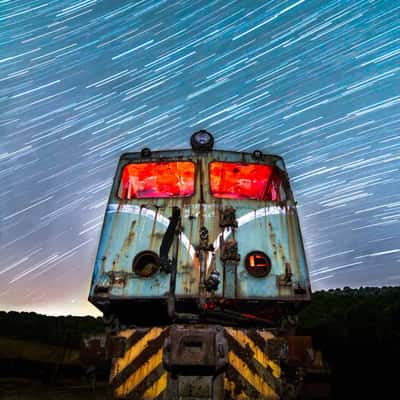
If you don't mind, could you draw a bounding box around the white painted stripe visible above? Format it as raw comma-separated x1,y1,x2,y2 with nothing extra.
107,204,290,272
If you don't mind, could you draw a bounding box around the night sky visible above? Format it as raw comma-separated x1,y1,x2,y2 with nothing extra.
1,0,399,316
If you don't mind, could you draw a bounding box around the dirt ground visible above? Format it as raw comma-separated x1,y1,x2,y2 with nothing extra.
0,378,112,400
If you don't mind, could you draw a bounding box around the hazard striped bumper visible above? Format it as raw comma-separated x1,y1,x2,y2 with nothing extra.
109,326,286,399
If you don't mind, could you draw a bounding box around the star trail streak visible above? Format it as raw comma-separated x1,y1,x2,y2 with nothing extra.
0,0,399,316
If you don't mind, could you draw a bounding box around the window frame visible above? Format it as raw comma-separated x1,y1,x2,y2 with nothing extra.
208,160,285,202
117,160,197,200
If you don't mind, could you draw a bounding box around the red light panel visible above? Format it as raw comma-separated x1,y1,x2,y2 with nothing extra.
245,251,272,277
119,162,195,199
209,162,282,201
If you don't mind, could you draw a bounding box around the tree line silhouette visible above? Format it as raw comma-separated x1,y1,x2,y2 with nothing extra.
1,286,399,397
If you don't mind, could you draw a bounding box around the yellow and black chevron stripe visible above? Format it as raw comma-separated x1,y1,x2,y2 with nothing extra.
224,328,281,400
110,327,169,400
110,326,282,400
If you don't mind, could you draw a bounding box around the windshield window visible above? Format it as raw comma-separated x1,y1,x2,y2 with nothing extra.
119,161,195,199
209,162,284,201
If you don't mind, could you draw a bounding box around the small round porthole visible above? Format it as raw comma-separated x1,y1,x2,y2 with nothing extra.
132,251,160,277
245,251,271,277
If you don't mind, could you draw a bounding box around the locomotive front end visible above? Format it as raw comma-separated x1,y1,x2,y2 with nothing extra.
88,131,314,399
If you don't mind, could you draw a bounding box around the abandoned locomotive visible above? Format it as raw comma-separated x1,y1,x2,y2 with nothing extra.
88,131,313,399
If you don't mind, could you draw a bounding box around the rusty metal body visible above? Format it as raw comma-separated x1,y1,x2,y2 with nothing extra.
88,146,314,399
108,325,314,399
89,150,310,322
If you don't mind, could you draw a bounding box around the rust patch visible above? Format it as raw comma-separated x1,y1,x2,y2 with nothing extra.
122,220,136,252
100,255,107,273
110,271,127,288
148,207,159,249
278,262,293,287
102,204,123,274
268,222,277,249
179,264,192,272
278,243,287,265
114,219,136,274
286,336,314,367
111,254,120,272
152,232,165,239
163,325,227,374
220,239,240,263
219,206,238,228
268,220,281,268
286,208,300,279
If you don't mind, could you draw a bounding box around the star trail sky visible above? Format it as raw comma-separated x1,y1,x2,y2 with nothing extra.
0,0,399,316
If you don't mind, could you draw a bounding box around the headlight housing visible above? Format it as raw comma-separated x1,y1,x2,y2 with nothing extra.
190,130,214,151
132,251,160,277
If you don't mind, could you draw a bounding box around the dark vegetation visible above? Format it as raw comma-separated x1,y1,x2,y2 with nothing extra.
0,313,108,398
298,286,400,398
1,286,399,398
0,312,103,349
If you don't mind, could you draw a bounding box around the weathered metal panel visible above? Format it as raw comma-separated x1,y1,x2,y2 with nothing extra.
89,211,117,297
223,204,310,299
89,149,310,306
175,205,201,296
91,208,171,298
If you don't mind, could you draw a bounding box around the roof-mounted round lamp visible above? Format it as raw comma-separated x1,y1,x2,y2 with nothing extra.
190,130,214,151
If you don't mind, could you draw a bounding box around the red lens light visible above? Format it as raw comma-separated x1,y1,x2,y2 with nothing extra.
245,251,271,277
119,161,195,199
209,162,282,201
